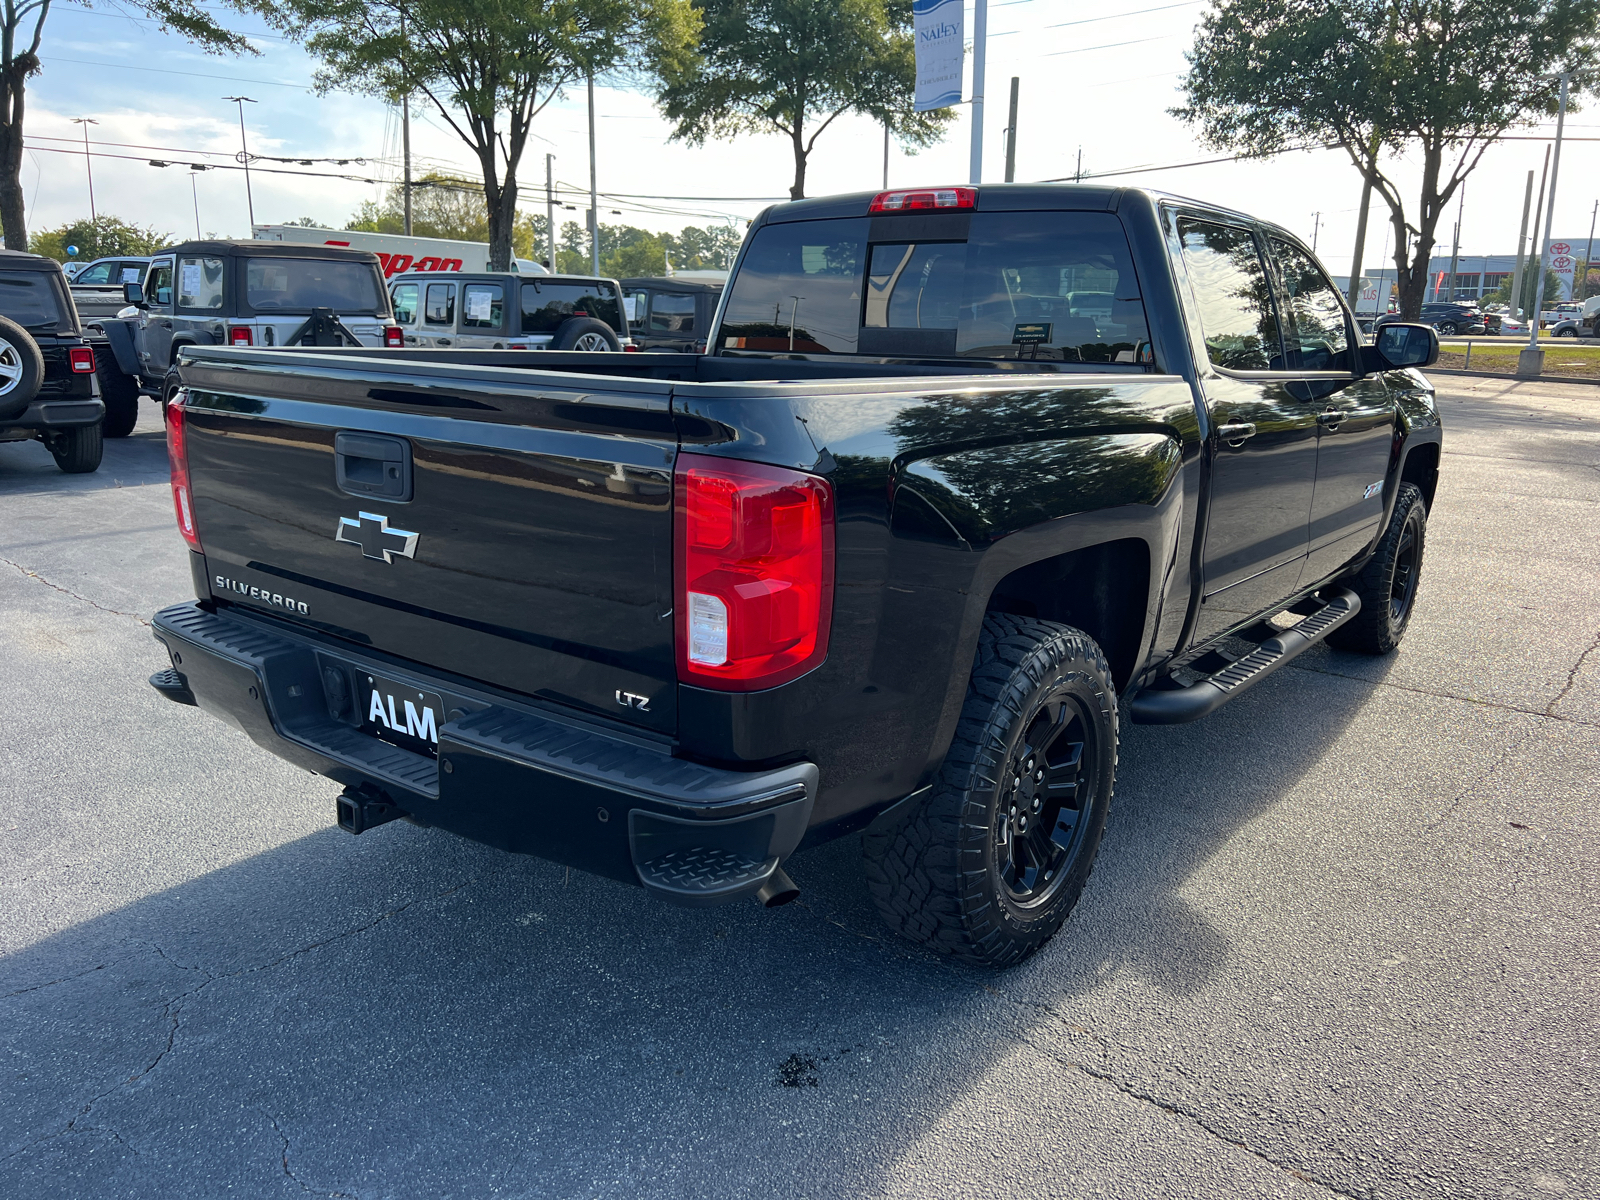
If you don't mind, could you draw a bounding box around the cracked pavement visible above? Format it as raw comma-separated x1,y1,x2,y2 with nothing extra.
2,378,1597,1199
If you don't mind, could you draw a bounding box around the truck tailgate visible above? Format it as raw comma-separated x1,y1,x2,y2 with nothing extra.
177,349,679,735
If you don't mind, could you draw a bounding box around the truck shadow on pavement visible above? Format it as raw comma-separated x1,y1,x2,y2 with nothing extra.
2,652,1395,1198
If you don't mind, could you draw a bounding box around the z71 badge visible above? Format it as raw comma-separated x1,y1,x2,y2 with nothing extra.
1363,481,1384,500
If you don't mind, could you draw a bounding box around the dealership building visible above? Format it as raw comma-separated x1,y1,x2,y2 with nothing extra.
1342,235,1595,308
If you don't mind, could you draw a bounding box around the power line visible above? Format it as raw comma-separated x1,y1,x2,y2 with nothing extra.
41,55,312,90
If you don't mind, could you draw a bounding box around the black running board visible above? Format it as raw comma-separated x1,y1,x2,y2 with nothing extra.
1130,589,1361,724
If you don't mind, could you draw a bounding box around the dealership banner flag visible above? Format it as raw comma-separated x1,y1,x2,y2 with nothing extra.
914,0,964,111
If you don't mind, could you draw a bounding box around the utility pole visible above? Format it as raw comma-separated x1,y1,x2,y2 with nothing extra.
882,124,889,190
1074,147,1082,183
1509,167,1536,319
1584,199,1598,299
545,154,556,271
1523,73,1571,375
1445,183,1464,302
400,11,412,236
190,173,202,238
223,96,258,231
587,72,599,275
71,118,97,221
1311,211,1321,252
1003,76,1019,183
969,0,987,184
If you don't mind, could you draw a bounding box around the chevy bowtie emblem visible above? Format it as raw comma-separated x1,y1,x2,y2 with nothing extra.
334,511,419,563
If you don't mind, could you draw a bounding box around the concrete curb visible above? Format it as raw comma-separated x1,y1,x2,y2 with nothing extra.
1424,367,1600,387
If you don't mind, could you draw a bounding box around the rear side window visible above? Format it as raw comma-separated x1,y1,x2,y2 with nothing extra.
424,283,455,325
463,283,504,329
1176,218,1282,370
0,272,61,326
1269,239,1352,372
519,281,623,333
720,212,1149,362
648,291,697,333
245,258,384,313
178,256,224,311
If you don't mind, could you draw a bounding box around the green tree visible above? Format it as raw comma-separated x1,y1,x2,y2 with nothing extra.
0,3,252,251
257,0,697,270
1173,0,1600,319
345,175,551,258
653,0,951,200
32,215,171,262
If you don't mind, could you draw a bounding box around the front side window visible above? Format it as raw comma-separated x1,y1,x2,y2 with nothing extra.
0,272,62,326
146,260,174,309
244,258,384,313
1177,218,1282,370
177,256,225,310
424,283,455,326
391,283,419,325
519,281,624,333
719,212,1149,362
1270,239,1353,372
462,283,504,329
649,291,697,333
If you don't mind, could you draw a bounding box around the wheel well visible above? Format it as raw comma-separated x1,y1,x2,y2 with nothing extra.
984,539,1151,691
1401,442,1440,511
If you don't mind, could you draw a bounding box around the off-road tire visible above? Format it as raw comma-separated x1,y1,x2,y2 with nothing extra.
47,421,103,474
161,367,183,406
96,346,140,437
0,314,44,420
861,614,1118,968
1327,483,1427,654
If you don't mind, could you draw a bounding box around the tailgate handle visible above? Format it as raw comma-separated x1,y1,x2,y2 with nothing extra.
335,431,413,502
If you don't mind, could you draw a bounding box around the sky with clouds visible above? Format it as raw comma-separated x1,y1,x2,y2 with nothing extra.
24,0,1600,273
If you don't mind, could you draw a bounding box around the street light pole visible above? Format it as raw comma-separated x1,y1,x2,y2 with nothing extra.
190,173,202,239
71,118,98,221
545,153,556,271
1522,73,1570,375
1584,198,1598,299
587,72,599,275
969,0,987,184
223,96,258,232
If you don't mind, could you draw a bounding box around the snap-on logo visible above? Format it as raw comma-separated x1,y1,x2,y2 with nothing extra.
215,575,309,614
375,252,464,278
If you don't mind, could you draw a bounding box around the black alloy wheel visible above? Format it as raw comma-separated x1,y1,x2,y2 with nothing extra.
1328,482,1428,655
862,614,1117,967
1387,504,1421,627
1436,321,1458,336
994,696,1099,908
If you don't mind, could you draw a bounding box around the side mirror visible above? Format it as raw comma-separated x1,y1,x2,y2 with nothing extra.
122,281,144,305
1364,322,1438,372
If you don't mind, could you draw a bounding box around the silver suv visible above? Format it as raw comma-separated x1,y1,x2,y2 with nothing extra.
388,271,631,351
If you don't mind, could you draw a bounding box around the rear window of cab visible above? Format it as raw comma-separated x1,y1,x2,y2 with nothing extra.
718,211,1149,364
0,271,64,328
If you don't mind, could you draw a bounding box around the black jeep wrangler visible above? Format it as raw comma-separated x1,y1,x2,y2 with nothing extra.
0,249,105,473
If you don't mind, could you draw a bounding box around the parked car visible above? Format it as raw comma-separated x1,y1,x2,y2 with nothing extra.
388,270,630,350
61,261,88,281
0,249,105,472
1493,313,1528,336
620,276,724,352
68,255,152,319
97,240,401,410
1375,302,1485,337
148,183,1443,967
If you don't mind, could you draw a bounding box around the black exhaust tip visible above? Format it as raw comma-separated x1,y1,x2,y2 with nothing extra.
754,865,800,908
335,787,405,836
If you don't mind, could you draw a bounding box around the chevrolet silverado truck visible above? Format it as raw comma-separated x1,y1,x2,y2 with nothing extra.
145,185,1442,966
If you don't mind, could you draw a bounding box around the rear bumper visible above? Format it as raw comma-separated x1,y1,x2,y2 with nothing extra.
150,602,816,906
0,397,105,433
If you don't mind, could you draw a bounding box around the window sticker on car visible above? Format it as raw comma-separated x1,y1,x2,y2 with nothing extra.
1012,322,1052,344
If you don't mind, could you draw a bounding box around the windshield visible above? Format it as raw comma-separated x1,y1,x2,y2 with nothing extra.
719,211,1149,363
0,271,63,328
245,257,385,314
519,281,623,333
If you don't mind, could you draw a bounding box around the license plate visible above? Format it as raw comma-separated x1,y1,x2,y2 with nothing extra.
360,673,444,757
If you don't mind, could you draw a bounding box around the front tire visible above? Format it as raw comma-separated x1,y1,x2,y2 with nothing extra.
862,614,1117,967
1327,483,1427,654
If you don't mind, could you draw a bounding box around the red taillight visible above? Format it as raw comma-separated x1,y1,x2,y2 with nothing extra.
68,346,95,373
166,398,201,550
229,326,252,346
868,187,977,213
675,454,834,691
623,342,640,353
384,326,404,347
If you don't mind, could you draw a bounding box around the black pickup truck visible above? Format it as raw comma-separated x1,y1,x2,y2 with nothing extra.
147,185,1441,966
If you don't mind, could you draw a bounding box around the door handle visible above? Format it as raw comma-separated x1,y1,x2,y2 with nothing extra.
1216,422,1256,445
1316,408,1345,428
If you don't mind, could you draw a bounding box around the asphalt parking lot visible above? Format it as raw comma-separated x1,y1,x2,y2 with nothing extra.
2,377,1596,1200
